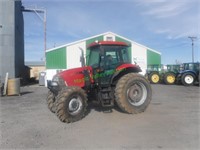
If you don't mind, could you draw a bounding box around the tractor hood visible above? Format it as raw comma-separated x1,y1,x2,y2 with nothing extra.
58,66,93,87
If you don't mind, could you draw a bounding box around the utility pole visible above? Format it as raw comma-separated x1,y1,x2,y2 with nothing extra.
22,6,47,62
188,36,197,63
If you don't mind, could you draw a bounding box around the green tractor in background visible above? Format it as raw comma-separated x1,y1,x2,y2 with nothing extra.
163,64,181,85
145,64,181,85
145,64,163,84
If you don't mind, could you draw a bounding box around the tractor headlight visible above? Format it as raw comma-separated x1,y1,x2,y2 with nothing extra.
50,76,59,87
52,76,59,82
51,81,58,87
52,75,67,87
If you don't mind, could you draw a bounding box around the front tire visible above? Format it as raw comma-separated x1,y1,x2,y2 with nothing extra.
115,73,152,114
181,73,195,86
56,86,88,123
47,90,56,113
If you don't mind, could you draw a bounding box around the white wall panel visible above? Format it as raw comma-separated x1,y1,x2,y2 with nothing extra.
66,41,86,69
131,43,147,75
103,33,116,41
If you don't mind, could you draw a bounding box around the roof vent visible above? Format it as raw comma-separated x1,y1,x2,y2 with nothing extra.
106,36,113,41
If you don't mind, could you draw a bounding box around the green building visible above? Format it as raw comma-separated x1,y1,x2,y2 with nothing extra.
45,32,161,81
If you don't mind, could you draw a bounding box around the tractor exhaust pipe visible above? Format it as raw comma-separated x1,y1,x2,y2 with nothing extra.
79,47,91,89
79,47,85,67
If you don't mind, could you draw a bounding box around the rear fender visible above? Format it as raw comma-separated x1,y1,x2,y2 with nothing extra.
179,70,197,78
166,71,176,75
111,64,141,85
147,71,160,75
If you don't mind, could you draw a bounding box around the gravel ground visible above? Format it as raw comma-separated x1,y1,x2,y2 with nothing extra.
0,84,199,150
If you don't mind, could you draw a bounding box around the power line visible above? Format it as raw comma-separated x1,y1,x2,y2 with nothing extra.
162,42,188,49
188,36,197,63
22,6,47,62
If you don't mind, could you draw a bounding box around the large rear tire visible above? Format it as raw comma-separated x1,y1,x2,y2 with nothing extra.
47,90,56,113
56,86,88,123
164,72,176,85
115,73,152,114
181,73,195,86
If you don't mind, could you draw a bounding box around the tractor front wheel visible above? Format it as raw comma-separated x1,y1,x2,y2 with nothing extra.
47,90,56,113
115,73,152,114
56,86,88,123
181,73,195,86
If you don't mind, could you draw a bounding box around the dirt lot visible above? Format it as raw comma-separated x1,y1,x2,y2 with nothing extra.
0,84,199,150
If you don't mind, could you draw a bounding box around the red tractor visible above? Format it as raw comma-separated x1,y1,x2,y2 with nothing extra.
47,41,152,123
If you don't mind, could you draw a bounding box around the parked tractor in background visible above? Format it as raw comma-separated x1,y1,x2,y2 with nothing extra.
47,41,152,123
145,64,162,84
145,64,181,85
163,64,180,85
176,62,199,86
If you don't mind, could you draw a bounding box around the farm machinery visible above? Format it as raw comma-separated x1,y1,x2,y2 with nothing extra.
145,64,162,84
47,41,152,123
146,62,199,86
164,64,181,84
176,62,199,86
145,64,181,85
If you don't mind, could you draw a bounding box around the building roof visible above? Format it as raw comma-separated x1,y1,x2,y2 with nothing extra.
25,61,45,66
87,41,129,48
46,31,161,55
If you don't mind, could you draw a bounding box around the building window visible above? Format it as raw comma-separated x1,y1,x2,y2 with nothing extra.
106,36,113,41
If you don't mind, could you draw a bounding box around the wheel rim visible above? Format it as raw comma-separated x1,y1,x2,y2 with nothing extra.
167,75,175,83
127,82,147,106
151,74,159,83
68,96,83,115
184,75,194,84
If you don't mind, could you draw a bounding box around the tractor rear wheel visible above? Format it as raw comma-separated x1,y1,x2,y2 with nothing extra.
149,72,160,84
56,86,88,123
47,90,56,113
164,72,176,85
115,73,152,114
181,73,195,86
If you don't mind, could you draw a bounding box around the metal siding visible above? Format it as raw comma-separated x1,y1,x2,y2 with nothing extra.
86,35,104,65
147,49,161,65
0,0,24,80
131,43,147,75
46,47,66,69
103,33,116,41
15,0,24,78
66,41,86,69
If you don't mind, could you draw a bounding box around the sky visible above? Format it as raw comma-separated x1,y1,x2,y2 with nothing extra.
22,0,200,65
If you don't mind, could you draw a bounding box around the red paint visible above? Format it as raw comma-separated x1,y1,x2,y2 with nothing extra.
116,63,141,72
56,41,140,88
58,66,93,88
57,63,141,88
87,41,129,48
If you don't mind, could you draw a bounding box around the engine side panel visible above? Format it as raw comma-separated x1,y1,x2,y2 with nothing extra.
58,66,93,88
